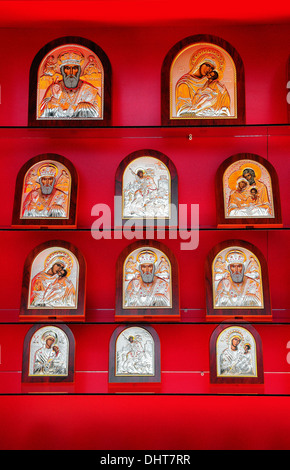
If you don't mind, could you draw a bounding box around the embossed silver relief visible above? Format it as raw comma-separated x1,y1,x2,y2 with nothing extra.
122,157,170,219
216,326,257,377
29,326,69,376
115,327,154,376
21,161,71,219
213,247,263,308
123,248,171,308
37,47,103,120
28,247,78,309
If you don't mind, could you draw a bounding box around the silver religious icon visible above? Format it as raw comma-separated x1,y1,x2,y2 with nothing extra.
123,247,171,309
223,159,274,219
28,246,79,309
162,34,245,126
171,44,237,120
37,46,104,120
122,156,171,220
216,326,258,378
28,325,69,377
213,246,263,309
115,326,155,377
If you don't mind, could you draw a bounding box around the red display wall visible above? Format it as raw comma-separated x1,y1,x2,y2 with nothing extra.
1,22,290,450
